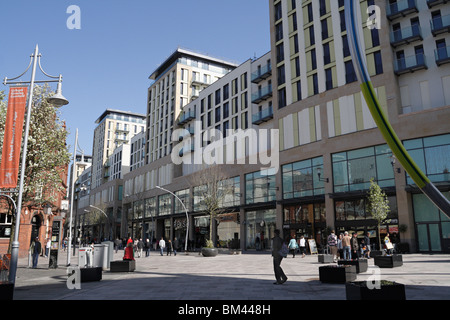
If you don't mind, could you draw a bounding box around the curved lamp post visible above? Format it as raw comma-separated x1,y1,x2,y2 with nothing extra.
344,1,450,217
3,44,69,284
156,186,189,252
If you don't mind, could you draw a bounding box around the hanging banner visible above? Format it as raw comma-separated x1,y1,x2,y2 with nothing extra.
0,86,28,188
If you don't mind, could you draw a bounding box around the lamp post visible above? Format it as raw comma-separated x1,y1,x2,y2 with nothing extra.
156,186,189,252
3,44,69,284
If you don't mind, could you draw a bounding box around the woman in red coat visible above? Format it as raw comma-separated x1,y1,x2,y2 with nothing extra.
123,237,135,261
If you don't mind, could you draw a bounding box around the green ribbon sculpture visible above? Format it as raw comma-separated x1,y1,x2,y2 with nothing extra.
344,0,450,217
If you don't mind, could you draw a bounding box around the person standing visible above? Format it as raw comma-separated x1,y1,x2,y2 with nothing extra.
137,238,144,258
342,231,352,260
327,230,338,262
159,237,166,256
31,237,41,268
145,238,151,257
271,229,288,285
299,235,306,258
45,238,51,257
337,233,344,260
351,232,360,260
167,239,173,256
173,237,179,256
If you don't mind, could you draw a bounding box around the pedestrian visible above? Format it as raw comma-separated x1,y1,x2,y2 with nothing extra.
173,237,179,256
167,239,173,256
137,238,144,258
337,233,344,260
145,238,151,257
159,237,166,256
351,232,360,260
327,230,338,262
45,238,51,257
288,235,298,258
114,238,121,253
342,231,352,260
123,238,135,261
31,237,41,268
384,233,394,255
299,235,306,258
271,229,288,285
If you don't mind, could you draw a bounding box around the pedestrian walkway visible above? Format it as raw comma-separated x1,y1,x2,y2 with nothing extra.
11,249,450,300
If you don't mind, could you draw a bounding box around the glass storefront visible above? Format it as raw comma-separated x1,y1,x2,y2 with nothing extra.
413,192,450,253
217,213,240,249
245,209,276,250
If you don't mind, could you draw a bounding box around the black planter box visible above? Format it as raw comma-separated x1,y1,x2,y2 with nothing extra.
318,254,334,263
337,259,368,273
110,260,136,272
374,255,403,268
346,281,406,300
0,282,14,300
319,265,356,284
80,267,102,282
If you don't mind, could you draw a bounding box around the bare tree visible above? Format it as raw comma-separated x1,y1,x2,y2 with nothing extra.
192,165,235,248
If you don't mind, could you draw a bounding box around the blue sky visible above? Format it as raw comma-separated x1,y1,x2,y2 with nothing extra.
0,0,270,156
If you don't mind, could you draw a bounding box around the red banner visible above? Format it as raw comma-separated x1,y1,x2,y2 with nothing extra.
0,87,28,188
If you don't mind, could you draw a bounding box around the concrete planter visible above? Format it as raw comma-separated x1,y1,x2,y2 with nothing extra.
318,254,334,263
346,281,406,300
374,255,403,268
80,267,102,282
319,265,356,284
110,260,136,272
201,247,218,257
337,259,368,273
0,282,14,300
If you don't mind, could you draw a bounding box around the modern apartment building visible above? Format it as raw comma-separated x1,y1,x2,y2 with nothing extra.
91,109,146,190
269,0,450,253
81,0,449,254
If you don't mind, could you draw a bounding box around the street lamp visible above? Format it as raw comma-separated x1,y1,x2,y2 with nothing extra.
3,45,69,284
156,186,189,252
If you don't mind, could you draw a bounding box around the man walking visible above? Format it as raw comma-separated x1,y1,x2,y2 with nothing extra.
159,237,166,256
271,229,287,285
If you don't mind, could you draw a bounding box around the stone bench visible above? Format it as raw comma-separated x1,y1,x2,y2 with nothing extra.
80,267,102,282
110,260,136,272
318,254,334,263
319,265,357,284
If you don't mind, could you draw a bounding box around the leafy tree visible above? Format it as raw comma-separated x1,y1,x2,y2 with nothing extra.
367,178,390,250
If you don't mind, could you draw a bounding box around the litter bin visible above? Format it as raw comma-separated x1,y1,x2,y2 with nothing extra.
101,241,114,269
48,249,58,269
78,247,92,268
93,244,109,270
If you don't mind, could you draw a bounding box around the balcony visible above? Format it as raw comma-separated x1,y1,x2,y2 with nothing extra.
251,64,272,84
430,14,450,36
252,106,273,125
394,53,427,75
435,46,450,66
177,110,196,125
390,25,422,47
427,0,449,8
178,142,195,157
191,78,210,87
386,0,418,21
251,85,273,104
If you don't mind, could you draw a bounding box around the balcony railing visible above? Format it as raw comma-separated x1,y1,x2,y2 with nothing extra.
394,53,427,75
386,0,418,21
178,110,196,125
427,0,449,8
251,85,273,104
390,25,422,47
435,46,450,66
252,106,273,125
251,64,272,84
430,14,450,36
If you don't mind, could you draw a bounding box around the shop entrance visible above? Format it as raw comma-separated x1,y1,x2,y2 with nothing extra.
417,223,442,252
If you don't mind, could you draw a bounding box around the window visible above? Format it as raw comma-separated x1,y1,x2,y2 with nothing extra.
276,22,283,42
323,42,331,65
374,51,383,75
223,84,229,101
325,68,333,90
321,19,329,39
282,156,324,199
277,65,285,85
312,73,319,95
274,2,282,21
278,87,286,109
345,60,357,83
215,89,221,105
245,169,277,204
311,48,317,70
276,43,284,63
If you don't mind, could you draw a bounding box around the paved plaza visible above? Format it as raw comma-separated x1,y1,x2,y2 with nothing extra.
10,249,450,302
